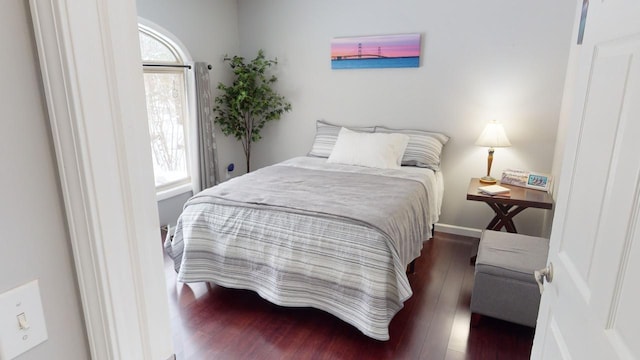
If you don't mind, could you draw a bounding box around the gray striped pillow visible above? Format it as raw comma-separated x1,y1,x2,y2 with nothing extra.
308,120,375,158
375,127,449,170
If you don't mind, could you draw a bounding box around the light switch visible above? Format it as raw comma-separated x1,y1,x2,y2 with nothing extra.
0,280,48,359
16,313,29,330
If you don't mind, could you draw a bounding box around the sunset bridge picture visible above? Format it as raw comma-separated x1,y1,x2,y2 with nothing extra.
331,33,421,69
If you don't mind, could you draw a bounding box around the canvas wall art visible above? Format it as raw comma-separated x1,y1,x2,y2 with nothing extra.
331,33,421,70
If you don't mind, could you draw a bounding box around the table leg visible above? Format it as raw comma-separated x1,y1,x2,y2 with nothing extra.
485,203,528,233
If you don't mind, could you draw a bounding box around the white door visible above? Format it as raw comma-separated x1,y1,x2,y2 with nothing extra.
531,0,640,359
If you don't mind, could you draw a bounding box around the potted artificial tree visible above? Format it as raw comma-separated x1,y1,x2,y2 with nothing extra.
213,49,292,172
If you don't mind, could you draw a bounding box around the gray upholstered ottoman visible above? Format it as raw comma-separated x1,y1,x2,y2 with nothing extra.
470,230,549,327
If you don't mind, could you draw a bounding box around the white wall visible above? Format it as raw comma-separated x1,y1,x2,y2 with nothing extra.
136,0,241,226
0,1,89,358
237,0,577,236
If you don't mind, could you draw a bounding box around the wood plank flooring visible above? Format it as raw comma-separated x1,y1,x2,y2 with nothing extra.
163,231,535,359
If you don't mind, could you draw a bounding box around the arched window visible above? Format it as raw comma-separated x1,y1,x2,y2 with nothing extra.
139,22,195,199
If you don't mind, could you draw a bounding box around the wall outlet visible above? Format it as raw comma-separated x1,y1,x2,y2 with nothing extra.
0,280,48,359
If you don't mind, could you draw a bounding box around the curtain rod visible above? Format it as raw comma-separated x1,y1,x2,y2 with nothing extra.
142,63,213,70
143,63,191,70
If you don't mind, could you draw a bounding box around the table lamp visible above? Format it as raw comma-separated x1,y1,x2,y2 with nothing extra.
475,120,511,184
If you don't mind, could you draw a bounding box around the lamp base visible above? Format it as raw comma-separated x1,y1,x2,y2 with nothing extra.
479,176,497,184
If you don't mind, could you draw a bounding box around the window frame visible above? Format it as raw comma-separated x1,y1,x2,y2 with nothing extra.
138,19,199,201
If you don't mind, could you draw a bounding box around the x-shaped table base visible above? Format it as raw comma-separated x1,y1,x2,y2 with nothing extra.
485,203,528,233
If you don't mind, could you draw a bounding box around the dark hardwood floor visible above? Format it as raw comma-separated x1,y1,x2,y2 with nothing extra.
162,231,535,360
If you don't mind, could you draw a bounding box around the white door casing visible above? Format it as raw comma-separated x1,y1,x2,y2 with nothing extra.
29,0,174,359
531,0,640,359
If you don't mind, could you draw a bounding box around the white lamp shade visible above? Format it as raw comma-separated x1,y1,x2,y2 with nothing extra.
475,120,511,148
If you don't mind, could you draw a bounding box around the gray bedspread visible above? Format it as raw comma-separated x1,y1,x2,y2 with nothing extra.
165,157,437,340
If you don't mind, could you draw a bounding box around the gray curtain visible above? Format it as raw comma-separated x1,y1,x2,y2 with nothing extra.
195,62,220,190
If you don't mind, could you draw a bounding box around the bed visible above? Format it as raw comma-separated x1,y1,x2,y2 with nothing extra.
165,122,448,340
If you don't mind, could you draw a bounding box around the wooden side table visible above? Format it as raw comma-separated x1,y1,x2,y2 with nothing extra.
466,178,553,233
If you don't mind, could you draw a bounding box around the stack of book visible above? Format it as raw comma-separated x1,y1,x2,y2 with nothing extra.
478,184,511,196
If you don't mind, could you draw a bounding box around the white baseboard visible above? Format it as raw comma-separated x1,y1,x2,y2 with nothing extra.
434,223,483,239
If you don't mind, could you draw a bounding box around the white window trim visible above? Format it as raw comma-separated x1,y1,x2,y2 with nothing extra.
139,18,200,198
138,18,192,62
156,182,192,202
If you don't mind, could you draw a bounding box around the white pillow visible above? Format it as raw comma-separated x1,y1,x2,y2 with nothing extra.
308,120,375,158
327,127,410,169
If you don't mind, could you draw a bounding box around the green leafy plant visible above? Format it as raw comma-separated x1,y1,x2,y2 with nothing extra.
213,50,292,172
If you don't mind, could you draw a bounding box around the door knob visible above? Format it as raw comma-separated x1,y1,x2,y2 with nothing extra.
534,262,553,295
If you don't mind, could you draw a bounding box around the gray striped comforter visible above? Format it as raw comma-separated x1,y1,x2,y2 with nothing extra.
165,157,439,340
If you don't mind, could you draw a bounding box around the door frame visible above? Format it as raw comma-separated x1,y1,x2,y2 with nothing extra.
29,0,173,359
